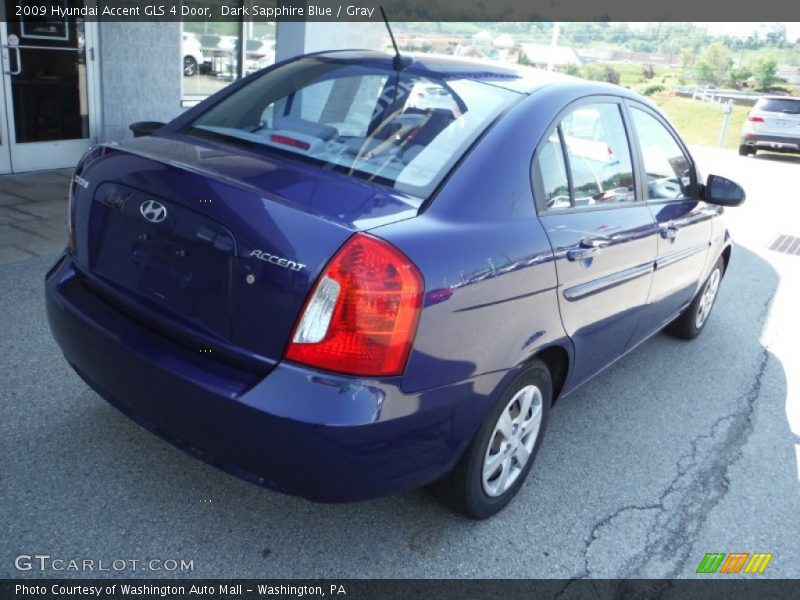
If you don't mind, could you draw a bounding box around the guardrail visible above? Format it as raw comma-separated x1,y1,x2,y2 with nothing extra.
671,87,738,147
674,87,760,107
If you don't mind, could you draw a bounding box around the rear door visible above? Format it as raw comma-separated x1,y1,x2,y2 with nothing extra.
533,99,658,389
625,103,714,342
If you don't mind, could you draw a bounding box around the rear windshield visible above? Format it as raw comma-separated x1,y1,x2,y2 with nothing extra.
187,57,521,197
756,98,800,114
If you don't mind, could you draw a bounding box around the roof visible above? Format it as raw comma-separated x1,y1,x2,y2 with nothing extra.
312,50,574,94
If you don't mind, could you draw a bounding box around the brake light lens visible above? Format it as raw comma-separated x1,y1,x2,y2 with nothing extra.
285,233,423,377
270,134,311,150
748,115,764,123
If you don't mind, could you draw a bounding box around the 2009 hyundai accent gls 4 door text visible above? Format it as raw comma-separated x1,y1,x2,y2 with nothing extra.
46,51,745,519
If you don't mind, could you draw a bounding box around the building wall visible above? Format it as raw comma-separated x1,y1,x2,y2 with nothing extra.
275,22,385,62
97,22,183,143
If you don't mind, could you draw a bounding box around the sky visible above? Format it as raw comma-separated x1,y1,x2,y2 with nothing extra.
630,22,800,41
704,22,800,40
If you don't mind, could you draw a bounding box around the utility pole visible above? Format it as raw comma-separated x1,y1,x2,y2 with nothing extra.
547,22,561,71
718,100,733,148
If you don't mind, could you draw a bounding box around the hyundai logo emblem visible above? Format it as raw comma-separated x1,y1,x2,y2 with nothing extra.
140,199,167,223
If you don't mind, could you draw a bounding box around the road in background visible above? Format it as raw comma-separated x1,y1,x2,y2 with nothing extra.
0,148,797,578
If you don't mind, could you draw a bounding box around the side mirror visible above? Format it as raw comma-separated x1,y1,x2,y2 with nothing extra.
129,121,165,138
702,174,746,207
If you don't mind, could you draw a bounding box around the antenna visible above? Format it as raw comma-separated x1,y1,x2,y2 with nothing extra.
380,6,412,70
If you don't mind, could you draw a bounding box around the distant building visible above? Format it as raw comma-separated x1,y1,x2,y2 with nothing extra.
577,48,679,67
519,43,582,69
453,30,517,62
395,33,460,54
777,65,800,85
493,34,517,50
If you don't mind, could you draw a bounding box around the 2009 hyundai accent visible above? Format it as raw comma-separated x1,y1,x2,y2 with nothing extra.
46,51,745,519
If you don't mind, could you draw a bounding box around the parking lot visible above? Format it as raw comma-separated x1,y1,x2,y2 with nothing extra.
0,148,798,579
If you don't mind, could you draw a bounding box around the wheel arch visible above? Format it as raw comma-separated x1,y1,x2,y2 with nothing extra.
721,243,732,275
532,344,570,405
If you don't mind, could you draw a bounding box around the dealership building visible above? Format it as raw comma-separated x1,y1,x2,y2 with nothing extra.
0,13,383,174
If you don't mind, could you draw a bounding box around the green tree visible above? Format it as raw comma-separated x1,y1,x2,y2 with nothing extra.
764,24,787,49
726,65,753,89
561,63,581,76
603,65,621,85
694,43,733,86
581,62,606,82
678,48,695,85
751,56,779,89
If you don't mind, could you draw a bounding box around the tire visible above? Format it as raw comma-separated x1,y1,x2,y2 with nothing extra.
183,56,198,77
432,360,552,519
666,257,724,340
738,144,750,157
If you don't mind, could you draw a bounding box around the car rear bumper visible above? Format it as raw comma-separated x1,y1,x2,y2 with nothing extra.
45,254,496,502
741,132,800,150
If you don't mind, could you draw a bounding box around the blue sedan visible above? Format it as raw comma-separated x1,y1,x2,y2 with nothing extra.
46,51,744,518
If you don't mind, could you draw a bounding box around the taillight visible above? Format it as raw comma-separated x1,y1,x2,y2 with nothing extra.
748,115,764,123
285,233,423,377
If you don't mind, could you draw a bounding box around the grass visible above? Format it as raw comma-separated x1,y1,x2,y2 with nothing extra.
649,94,750,150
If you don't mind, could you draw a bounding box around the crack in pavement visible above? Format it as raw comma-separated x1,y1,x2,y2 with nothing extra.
626,344,769,577
576,293,774,580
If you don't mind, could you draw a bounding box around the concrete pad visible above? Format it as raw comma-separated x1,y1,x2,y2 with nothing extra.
0,192,26,207
0,246,35,265
13,199,68,220
7,184,69,202
51,168,75,179
0,206,36,225
14,217,67,240
0,224,48,246
0,171,72,186
15,236,67,257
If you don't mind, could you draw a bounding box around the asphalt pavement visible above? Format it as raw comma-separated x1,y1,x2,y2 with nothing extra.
0,148,798,579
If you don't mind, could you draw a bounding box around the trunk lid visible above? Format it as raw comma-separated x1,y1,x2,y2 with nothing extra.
71,134,421,369
752,98,800,136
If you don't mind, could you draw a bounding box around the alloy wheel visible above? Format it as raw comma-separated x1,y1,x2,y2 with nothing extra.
482,384,543,497
695,268,721,329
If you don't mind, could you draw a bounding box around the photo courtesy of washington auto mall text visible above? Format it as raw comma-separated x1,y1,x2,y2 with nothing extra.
13,584,347,598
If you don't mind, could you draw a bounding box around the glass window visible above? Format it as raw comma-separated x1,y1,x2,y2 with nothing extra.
561,103,636,206
755,98,800,113
182,20,276,104
188,58,522,197
631,108,694,200
536,131,571,210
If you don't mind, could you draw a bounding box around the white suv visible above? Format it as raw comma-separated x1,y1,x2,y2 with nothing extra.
182,33,205,77
740,96,800,156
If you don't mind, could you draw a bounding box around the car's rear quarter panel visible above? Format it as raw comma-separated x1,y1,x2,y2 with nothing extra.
374,88,580,396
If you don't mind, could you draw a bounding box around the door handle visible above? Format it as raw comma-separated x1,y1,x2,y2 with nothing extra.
3,44,21,75
567,238,608,261
660,224,678,240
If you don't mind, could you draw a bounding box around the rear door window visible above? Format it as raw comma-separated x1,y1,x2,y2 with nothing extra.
536,131,571,210
538,102,637,210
